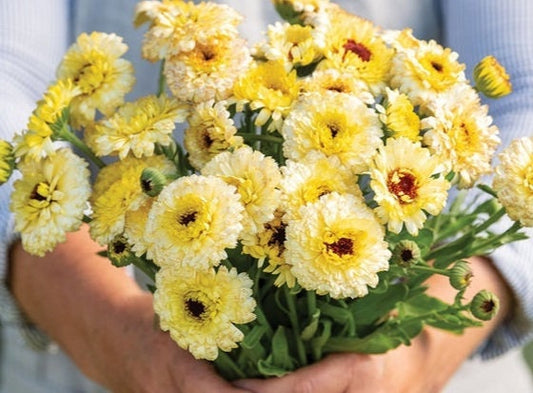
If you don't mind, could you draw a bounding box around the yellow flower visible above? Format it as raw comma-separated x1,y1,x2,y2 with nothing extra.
253,22,321,71
493,137,533,227
0,140,15,185
319,15,393,93
473,55,512,99
379,88,421,142
124,198,154,257
285,192,390,299
145,175,243,269
165,35,251,103
135,0,242,61
184,100,243,170
201,146,281,235
57,32,135,128
279,152,361,220
89,155,176,245
154,265,256,361
10,149,91,256
13,79,80,160
369,137,450,235
390,39,466,105
282,92,383,174
233,60,300,131
423,85,500,188
86,94,188,159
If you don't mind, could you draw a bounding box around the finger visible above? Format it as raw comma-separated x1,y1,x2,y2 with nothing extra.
233,354,358,393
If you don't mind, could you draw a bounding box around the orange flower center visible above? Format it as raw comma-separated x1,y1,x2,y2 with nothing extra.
387,168,419,204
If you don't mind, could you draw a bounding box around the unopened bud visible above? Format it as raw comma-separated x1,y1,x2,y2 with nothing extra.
470,290,499,321
391,240,421,268
0,139,15,185
140,167,167,197
108,235,137,268
449,260,473,290
473,56,512,99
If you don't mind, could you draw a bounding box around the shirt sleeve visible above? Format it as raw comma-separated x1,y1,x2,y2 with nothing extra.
0,0,70,327
440,0,533,359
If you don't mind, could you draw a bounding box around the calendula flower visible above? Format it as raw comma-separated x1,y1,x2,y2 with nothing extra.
319,15,393,93
165,35,251,103
298,68,374,104
470,290,499,321
390,39,466,106
145,175,243,269
473,56,512,99
13,79,80,160
241,209,295,288
279,152,361,220
369,137,450,236
154,265,256,361
253,22,321,71
282,92,383,174
378,88,421,142
90,155,177,245
233,60,300,131
493,136,533,227
184,100,243,170
391,240,421,268
57,32,135,128
285,192,390,299
423,85,500,188
0,140,15,185
382,28,421,51
135,0,242,61
449,261,473,290
124,198,155,257
107,234,137,268
10,149,90,256
201,146,281,235
86,94,188,159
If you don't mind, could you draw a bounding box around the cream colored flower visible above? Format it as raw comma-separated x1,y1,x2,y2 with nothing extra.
423,85,500,188
282,92,383,174
279,152,361,220
184,100,243,170
0,140,15,185
201,146,281,235
57,32,135,128
285,192,390,298
10,149,90,256
86,94,188,159
145,174,243,268
154,265,256,360
89,155,176,245
493,137,533,227
165,36,251,103
124,198,155,257
369,137,450,235
378,88,421,142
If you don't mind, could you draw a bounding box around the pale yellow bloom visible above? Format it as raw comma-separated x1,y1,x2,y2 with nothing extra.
282,92,383,174
473,55,512,99
145,175,243,268
90,155,176,245
0,140,14,185
10,149,91,256
378,88,421,142
493,137,533,227
135,0,242,61
57,32,135,128
165,36,251,103
154,265,256,360
285,192,390,299
184,100,243,170
124,198,155,257
369,137,450,235
86,94,188,159
233,60,300,131
279,152,361,220
201,146,281,235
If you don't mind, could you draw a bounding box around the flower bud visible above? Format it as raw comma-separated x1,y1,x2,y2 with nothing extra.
449,260,473,290
473,56,512,99
391,240,421,268
0,139,15,185
140,167,168,197
108,235,137,268
470,290,499,321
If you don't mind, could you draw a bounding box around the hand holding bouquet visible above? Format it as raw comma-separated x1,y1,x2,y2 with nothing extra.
1,0,531,382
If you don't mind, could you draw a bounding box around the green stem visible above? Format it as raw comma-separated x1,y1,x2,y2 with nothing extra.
236,133,284,144
284,287,307,366
58,125,105,168
157,59,166,97
215,351,246,379
132,257,158,282
82,214,92,224
307,291,317,316
410,264,449,276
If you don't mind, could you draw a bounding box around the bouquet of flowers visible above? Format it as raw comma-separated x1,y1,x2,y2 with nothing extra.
1,0,531,380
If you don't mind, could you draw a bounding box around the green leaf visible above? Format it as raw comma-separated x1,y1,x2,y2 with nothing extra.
301,310,321,341
241,324,268,350
256,358,292,377
271,326,294,370
310,319,332,361
397,293,448,319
